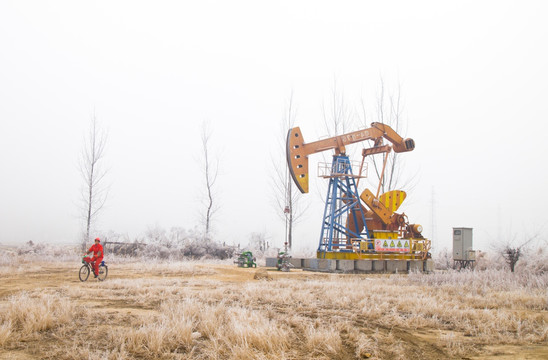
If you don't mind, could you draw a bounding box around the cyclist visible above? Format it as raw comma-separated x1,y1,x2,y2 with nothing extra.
84,237,104,278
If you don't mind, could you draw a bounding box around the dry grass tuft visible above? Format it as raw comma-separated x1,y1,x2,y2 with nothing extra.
304,324,343,358
253,268,272,281
0,320,12,346
1,292,76,338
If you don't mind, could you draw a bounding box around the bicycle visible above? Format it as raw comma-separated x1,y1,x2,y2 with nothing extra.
79,256,108,282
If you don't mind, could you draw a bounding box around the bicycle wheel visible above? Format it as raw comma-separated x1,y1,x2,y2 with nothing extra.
97,264,108,281
79,264,90,282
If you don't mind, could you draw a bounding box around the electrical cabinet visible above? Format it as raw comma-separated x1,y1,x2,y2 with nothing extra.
453,227,473,261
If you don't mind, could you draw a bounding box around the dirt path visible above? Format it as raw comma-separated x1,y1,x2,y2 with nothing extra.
1,262,547,359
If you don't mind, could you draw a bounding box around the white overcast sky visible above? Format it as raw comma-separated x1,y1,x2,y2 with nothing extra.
1,1,547,253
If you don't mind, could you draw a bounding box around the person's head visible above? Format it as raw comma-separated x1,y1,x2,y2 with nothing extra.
95,238,100,244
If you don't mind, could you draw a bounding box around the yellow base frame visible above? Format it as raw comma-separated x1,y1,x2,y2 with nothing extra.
317,237,431,260
317,251,427,260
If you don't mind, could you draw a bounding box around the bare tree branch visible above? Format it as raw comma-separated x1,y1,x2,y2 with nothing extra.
270,91,309,249
322,77,353,138
360,78,417,195
501,231,541,272
79,113,109,249
200,121,219,239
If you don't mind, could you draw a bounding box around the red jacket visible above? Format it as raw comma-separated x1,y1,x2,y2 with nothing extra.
88,243,104,258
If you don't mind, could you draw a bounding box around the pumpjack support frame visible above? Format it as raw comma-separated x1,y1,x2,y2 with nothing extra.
318,155,369,257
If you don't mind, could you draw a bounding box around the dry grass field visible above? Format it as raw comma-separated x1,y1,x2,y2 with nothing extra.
0,258,547,359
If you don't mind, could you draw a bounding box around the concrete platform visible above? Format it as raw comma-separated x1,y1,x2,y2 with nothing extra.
265,257,433,273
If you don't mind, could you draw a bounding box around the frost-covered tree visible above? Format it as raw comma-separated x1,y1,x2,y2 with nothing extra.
271,92,308,249
199,121,219,240
360,78,416,194
498,231,540,272
79,114,108,249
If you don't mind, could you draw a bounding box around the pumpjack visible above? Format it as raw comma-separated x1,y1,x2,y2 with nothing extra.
286,123,431,260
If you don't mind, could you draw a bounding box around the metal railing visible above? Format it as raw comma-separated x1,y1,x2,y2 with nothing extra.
317,159,367,178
